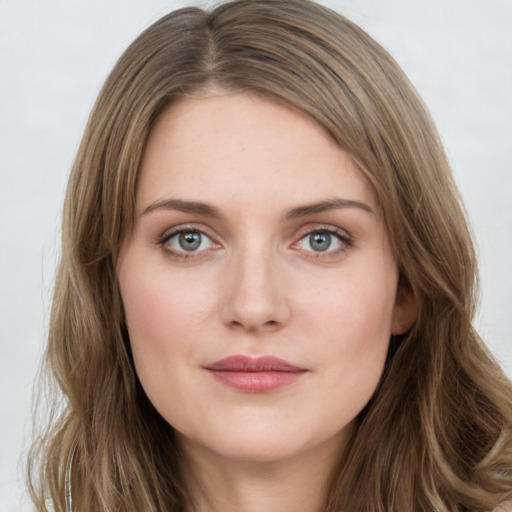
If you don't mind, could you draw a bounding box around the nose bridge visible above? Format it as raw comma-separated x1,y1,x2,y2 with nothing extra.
221,236,289,331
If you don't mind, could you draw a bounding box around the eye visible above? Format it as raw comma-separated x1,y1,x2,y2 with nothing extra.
163,229,216,254
295,229,351,254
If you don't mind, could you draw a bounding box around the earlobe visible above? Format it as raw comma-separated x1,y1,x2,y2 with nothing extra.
391,287,419,335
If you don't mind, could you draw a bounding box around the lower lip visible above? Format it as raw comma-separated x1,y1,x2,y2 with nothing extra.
206,370,306,393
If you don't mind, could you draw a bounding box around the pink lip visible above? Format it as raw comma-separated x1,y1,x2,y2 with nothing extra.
204,355,308,393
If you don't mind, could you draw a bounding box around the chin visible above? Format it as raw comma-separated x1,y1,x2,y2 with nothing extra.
188,433,309,463
176,414,351,465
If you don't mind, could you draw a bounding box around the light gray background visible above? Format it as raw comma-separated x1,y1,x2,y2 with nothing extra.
1,0,511,509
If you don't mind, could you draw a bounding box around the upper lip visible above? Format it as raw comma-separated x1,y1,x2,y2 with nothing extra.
204,355,307,372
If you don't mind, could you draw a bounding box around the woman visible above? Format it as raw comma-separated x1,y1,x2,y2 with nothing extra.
28,0,512,510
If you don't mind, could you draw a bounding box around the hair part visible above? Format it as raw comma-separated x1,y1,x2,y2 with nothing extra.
29,1,512,510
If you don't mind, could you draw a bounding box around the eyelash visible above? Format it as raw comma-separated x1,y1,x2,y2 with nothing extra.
156,225,353,260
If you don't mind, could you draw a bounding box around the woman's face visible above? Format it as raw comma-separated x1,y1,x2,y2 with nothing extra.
118,93,416,464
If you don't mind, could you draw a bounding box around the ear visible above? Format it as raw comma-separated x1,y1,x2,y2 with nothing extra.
391,287,419,335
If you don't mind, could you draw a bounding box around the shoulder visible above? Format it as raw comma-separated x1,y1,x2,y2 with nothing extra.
493,501,512,512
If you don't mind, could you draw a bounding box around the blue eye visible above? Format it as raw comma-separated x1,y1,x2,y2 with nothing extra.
166,230,215,253
297,230,347,253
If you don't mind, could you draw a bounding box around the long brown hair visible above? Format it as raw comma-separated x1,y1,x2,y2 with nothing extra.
28,1,512,510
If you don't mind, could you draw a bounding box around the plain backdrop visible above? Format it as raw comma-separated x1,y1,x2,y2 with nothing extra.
1,0,511,509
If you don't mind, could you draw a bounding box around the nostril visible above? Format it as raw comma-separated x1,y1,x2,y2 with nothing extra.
228,319,280,331
261,320,281,331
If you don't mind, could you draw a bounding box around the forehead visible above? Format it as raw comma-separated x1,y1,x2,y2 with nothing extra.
137,93,377,214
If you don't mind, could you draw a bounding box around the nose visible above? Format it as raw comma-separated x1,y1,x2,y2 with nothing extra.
220,245,291,332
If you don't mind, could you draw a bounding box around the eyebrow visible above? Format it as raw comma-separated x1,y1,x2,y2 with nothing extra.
284,198,374,219
142,197,374,219
142,198,222,218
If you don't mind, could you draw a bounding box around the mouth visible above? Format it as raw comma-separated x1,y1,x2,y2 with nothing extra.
203,355,308,393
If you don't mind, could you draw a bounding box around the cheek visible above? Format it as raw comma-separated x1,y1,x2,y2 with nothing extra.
118,259,214,427
301,262,396,397
123,279,181,349
305,269,396,349
118,258,210,383
121,260,211,339
328,286,392,377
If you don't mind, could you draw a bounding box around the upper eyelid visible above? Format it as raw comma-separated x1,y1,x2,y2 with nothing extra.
159,224,217,241
164,228,212,241
295,224,352,240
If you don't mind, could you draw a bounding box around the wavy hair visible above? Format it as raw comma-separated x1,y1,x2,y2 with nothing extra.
28,1,512,510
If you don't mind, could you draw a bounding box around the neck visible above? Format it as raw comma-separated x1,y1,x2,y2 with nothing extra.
179,435,346,512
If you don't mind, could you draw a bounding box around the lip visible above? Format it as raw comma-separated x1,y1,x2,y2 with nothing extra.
204,355,308,393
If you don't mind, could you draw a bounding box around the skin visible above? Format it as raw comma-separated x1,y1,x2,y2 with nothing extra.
118,93,417,512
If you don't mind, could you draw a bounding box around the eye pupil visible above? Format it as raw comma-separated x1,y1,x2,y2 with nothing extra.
310,232,331,252
179,231,201,251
